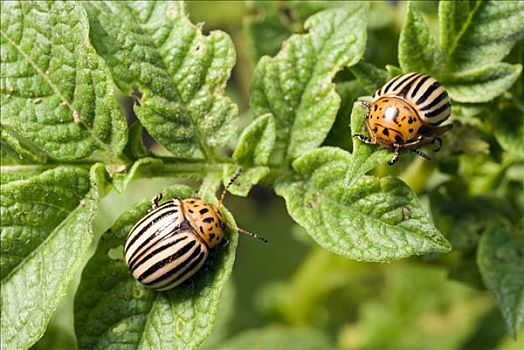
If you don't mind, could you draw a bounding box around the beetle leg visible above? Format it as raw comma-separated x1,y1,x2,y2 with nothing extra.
410,148,432,160
353,134,375,144
151,193,163,210
399,135,424,148
388,146,401,165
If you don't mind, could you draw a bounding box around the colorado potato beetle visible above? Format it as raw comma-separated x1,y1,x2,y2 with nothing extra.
354,72,452,165
124,171,267,291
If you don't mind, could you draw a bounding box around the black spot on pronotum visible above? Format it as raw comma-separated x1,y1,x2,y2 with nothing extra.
408,128,414,133
189,200,196,204
382,128,390,136
395,135,402,143
199,226,204,234
188,209,194,214
373,104,378,112
199,208,209,215
209,233,215,239
408,118,414,124
373,126,378,133
203,217,214,224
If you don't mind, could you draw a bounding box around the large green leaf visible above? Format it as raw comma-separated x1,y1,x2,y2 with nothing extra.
83,1,237,159
0,164,106,349
398,2,440,74
74,185,239,350
250,4,368,162
275,147,451,262
478,225,524,338
0,1,127,162
439,0,524,72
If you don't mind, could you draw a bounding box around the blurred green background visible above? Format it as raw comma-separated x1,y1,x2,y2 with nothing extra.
33,1,523,349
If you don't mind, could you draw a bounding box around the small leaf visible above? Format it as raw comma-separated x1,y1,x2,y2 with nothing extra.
478,225,524,337
345,101,390,188
0,1,127,162
1,163,106,350
399,2,440,74
223,113,275,196
213,326,332,350
275,147,451,262
445,63,523,103
233,114,276,166
75,185,239,350
83,1,237,159
250,4,368,161
439,0,524,72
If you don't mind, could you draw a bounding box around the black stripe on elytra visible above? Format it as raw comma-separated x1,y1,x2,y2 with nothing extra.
425,102,450,119
138,240,196,282
125,208,179,253
421,91,448,111
129,235,188,272
157,251,207,290
145,244,204,286
127,225,186,267
391,73,420,96
410,75,430,99
381,75,403,95
416,81,440,105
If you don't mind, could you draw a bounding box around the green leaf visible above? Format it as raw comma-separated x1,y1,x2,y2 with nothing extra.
399,2,440,74
1,126,47,165
244,1,293,61
345,101,390,188
349,62,389,95
223,113,275,196
439,0,524,72
0,2,127,162
275,147,451,262
213,326,332,350
111,157,164,194
478,225,524,337
122,122,152,161
445,63,523,103
250,4,368,162
75,185,239,350
1,164,106,349
493,101,524,159
83,1,237,159
399,1,524,104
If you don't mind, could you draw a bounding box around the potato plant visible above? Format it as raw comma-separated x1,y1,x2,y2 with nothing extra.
1,1,523,349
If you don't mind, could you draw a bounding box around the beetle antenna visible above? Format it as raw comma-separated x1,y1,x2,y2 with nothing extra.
230,225,268,243
217,168,242,211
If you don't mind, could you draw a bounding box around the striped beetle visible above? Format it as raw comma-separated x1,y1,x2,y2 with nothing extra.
354,72,452,165
124,171,267,291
